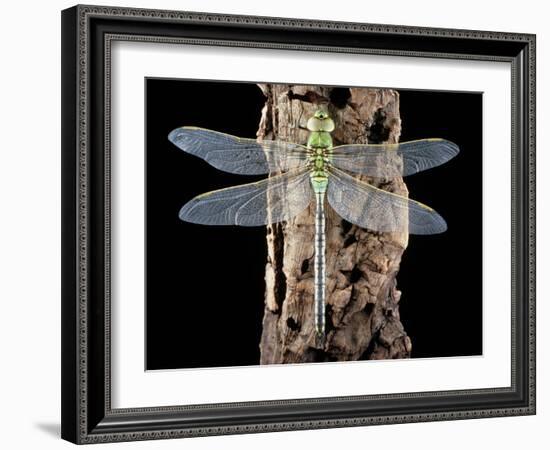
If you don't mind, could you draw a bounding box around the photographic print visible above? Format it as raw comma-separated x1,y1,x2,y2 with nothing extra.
145,79,482,370
62,6,535,443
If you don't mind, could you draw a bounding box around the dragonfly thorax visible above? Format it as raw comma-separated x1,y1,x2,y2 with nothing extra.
307,131,333,149
306,111,334,195
307,139,331,193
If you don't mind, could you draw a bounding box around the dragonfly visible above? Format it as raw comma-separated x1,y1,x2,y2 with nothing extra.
168,110,459,338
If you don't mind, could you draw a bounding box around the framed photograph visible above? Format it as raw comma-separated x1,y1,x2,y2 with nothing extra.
61,4,536,444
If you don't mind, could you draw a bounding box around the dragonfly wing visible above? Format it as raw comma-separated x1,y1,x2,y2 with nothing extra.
168,127,308,175
330,139,459,178
327,167,447,234
179,168,313,226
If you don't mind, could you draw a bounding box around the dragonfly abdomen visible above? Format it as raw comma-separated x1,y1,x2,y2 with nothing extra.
314,191,326,337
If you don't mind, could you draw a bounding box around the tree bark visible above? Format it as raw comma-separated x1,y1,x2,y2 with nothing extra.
257,84,412,364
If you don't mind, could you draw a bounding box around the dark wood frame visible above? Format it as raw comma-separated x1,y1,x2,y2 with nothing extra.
61,4,536,444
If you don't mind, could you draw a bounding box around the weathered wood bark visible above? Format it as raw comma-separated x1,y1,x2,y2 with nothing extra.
258,84,412,364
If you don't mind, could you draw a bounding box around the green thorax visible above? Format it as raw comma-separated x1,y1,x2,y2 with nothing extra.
307,130,333,150
306,110,334,194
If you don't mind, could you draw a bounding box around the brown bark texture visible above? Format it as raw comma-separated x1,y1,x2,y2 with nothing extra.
257,84,412,364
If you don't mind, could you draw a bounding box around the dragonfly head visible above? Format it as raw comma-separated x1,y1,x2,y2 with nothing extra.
307,109,335,133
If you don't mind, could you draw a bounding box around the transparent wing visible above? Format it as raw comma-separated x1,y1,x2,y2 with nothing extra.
330,138,459,178
168,127,309,175
179,168,313,226
327,167,447,234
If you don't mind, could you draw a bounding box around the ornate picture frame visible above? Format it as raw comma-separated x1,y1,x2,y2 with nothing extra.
61,4,535,444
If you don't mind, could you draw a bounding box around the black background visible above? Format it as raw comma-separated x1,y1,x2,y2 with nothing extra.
145,79,482,370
